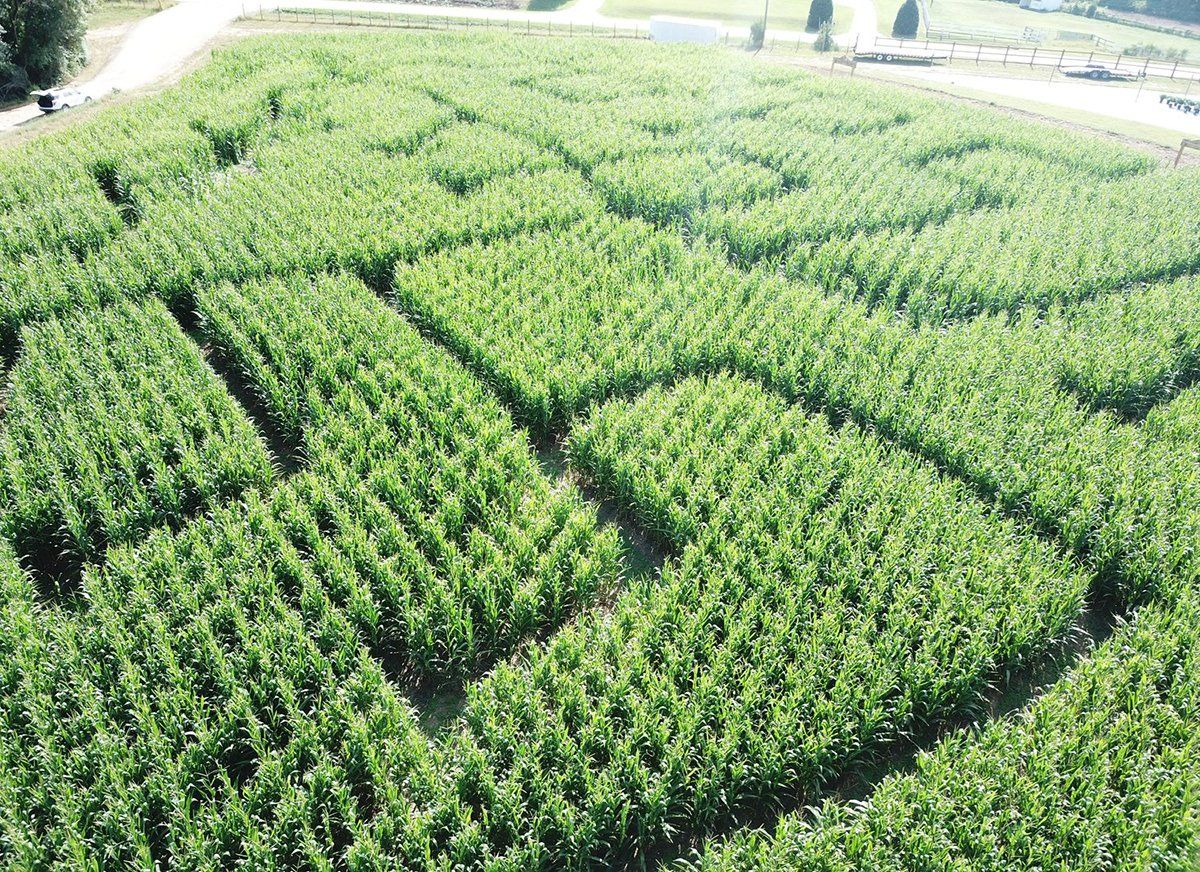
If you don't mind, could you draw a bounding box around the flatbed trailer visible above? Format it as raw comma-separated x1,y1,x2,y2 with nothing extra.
855,48,950,65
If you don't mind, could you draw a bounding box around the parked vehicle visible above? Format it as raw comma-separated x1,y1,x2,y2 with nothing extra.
35,88,90,113
1059,62,1144,81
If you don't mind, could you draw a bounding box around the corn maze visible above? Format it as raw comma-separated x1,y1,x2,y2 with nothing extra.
1,29,1200,869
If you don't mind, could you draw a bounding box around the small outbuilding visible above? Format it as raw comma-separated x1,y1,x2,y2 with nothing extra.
649,15,722,44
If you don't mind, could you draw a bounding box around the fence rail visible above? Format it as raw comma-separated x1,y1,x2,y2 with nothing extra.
860,34,1200,82
269,6,651,40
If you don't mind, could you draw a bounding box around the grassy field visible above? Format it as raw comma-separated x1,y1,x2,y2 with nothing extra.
1,27,1200,870
600,0,843,32
89,1,163,28
926,0,1200,53
875,0,908,34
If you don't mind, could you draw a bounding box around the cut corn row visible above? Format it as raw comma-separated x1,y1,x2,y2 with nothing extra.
0,498,454,869
196,272,621,683
696,585,1200,871
390,213,1200,605
0,298,275,566
368,373,1085,866
0,29,1196,870
1046,274,1200,418
416,122,563,195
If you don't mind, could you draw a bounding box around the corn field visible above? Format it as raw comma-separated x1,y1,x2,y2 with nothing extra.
0,28,1199,870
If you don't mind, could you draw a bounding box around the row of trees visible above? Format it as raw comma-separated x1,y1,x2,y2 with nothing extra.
1,0,93,99
806,0,916,37
1091,0,1200,23
804,0,920,37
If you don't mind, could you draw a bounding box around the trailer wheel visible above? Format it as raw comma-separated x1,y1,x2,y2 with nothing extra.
884,54,895,62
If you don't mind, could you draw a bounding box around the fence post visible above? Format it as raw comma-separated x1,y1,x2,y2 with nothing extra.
1002,45,1009,66
976,43,982,65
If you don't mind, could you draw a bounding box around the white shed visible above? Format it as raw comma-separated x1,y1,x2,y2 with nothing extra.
1019,0,1063,11
649,15,722,44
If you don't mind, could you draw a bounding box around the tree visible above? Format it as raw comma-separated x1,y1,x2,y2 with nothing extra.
1,0,94,89
0,25,27,101
806,0,834,32
748,19,765,50
813,19,836,51
892,0,920,37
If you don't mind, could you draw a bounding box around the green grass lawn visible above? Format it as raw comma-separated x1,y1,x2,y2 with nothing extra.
90,1,165,28
925,0,1200,54
874,0,907,35
601,0,833,33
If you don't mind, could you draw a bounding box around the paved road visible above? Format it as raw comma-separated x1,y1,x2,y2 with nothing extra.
880,64,1200,138
858,35,1200,83
86,0,250,96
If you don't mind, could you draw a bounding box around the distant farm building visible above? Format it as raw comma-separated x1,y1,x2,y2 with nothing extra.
1019,0,1064,11
649,16,722,44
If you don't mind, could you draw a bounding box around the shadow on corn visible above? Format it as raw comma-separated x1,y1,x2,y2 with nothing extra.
533,433,667,584
9,521,90,609
652,590,1127,871
174,309,305,477
374,266,1132,868
395,433,669,742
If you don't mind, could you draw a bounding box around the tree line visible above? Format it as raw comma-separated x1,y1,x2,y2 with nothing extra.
1,0,94,100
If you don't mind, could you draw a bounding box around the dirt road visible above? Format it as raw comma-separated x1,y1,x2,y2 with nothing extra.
0,0,252,133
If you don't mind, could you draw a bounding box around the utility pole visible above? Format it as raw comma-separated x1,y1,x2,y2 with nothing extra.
761,0,770,37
